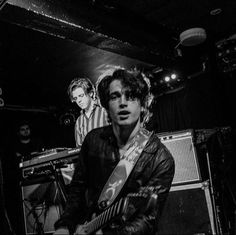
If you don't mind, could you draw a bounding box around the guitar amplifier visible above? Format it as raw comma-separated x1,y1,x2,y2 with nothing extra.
157,181,218,235
158,129,201,185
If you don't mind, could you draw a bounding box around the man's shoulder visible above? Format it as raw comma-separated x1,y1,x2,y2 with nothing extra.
94,103,107,113
86,125,112,138
76,112,84,121
145,133,161,151
151,133,175,161
145,132,172,156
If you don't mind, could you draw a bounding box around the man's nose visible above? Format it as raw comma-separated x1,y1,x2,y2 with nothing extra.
120,95,128,106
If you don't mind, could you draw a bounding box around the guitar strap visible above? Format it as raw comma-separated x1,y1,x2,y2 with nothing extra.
98,128,152,210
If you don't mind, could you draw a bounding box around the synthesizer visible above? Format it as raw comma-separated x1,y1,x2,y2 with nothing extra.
19,147,80,179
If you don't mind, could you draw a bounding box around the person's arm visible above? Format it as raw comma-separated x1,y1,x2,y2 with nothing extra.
74,118,83,147
116,146,175,235
54,139,89,233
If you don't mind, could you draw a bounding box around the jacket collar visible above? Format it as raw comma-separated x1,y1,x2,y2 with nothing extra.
100,125,160,153
143,133,161,153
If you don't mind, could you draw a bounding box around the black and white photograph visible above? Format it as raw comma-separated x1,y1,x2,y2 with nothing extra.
0,1,235,234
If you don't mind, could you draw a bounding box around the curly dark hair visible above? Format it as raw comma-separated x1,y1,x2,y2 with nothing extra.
97,69,150,111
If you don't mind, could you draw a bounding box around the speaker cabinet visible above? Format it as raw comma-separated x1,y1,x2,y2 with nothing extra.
158,129,201,185
158,181,217,235
21,179,62,235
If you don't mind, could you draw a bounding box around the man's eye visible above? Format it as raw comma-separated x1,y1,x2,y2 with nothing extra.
109,93,119,100
109,95,117,100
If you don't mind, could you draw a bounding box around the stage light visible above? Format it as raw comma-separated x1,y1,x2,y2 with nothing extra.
171,73,177,80
164,76,170,82
59,112,76,126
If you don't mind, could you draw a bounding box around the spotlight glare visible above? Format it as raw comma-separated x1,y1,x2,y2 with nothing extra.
164,76,170,82
171,73,177,79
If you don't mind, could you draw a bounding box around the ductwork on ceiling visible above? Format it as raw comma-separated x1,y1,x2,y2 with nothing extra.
0,0,176,66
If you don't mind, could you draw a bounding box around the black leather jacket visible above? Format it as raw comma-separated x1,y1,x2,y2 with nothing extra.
55,125,175,234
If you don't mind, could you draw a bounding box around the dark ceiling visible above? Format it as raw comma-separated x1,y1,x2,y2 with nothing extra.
0,0,236,113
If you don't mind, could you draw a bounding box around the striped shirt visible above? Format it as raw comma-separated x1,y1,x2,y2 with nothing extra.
74,101,109,147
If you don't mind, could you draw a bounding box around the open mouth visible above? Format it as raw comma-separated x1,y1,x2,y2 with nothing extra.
118,111,130,120
118,111,130,115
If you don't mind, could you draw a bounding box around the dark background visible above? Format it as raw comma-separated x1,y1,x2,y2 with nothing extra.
0,0,235,234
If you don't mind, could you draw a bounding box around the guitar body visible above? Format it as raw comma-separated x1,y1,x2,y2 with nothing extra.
74,187,158,235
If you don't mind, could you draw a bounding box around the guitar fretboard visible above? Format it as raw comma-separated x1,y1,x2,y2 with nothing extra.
85,198,127,234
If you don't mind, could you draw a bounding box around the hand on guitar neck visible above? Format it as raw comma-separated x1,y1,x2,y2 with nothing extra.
74,187,157,235
75,214,103,235
53,214,103,235
54,187,157,235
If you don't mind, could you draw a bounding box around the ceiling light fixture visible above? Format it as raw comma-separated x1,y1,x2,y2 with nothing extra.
210,8,222,16
171,73,177,80
179,28,207,47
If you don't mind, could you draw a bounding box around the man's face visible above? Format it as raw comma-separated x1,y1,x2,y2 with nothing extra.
72,87,92,110
108,80,141,127
19,124,31,137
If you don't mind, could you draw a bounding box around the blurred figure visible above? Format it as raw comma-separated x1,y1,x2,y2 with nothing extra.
2,120,45,234
13,120,44,162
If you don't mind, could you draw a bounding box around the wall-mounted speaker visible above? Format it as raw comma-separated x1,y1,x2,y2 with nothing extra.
158,129,201,185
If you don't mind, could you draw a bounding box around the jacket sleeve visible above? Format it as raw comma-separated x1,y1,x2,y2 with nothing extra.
115,145,175,235
54,139,89,233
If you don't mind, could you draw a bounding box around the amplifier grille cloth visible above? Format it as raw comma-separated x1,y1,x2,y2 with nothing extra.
159,131,200,185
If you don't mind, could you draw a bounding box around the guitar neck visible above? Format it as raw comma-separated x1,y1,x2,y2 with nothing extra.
84,197,127,234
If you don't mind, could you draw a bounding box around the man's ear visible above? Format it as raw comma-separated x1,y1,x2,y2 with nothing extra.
89,91,95,99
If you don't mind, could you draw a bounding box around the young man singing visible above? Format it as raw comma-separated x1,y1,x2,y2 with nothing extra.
54,69,175,235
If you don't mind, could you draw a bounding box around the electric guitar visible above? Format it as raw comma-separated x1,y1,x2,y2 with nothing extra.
74,187,158,235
